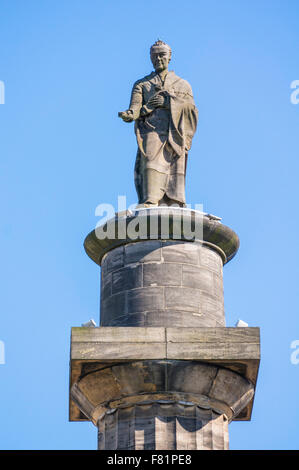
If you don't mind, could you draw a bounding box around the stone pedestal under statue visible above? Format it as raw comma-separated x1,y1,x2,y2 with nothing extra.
69,208,260,450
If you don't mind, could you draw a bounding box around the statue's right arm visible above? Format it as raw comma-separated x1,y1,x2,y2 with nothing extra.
128,82,143,120
118,81,143,122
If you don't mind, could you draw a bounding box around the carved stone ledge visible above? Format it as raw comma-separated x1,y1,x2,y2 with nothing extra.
84,209,240,266
69,327,260,423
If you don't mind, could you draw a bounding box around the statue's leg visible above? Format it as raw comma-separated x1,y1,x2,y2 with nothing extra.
162,172,186,207
142,169,168,205
134,150,143,204
160,144,186,207
159,194,185,207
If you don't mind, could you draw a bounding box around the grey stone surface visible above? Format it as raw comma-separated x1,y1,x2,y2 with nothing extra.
111,265,143,294
124,241,162,264
144,310,207,327
97,404,229,450
111,361,167,395
100,240,225,327
182,264,214,291
143,262,181,287
103,246,124,273
200,247,222,274
70,358,255,448
71,326,165,343
101,271,112,298
165,327,259,344
101,310,223,327
127,287,165,313
70,327,260,424
167,361,218,395
162,241,200,265
104,312,146,327
213,272,224,299
101,291,127,324
164,286,201,312
72,359,253,414
200,291,224,318
71,341,166,361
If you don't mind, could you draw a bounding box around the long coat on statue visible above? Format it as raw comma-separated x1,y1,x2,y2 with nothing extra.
128,70,198,205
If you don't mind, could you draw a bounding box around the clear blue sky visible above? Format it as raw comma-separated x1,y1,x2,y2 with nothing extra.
0,0,298,450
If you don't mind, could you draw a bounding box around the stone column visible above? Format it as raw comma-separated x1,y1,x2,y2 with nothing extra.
69,208,260,450
97,403,229,450
100,240,225,327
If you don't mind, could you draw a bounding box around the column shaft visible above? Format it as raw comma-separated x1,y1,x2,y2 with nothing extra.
97,403,229,450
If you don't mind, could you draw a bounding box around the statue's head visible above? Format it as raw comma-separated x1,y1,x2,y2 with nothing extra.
150,40,172,73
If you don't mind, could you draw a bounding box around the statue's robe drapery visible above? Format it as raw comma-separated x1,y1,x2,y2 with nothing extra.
129,70,198,205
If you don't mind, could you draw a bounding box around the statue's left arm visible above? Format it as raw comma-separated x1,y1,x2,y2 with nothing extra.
168,79,198,157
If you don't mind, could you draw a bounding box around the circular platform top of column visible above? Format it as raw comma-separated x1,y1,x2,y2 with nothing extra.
84,207,239,266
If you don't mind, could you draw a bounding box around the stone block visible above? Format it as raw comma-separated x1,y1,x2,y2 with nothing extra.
162,241,199,265
101,271,112,299
111,361,167,395
165,287,201,312
105,246,124,273
100,291,127,322
103,312,146,327
209,368,254,417
199,291,224,317
143,263,182,287
167,361,218,395
72,340,166,361
182,264,214,291
71,326,165,343
111,265,142,294
199,247,222,274
127,287,165,313
166,327,260,344
166,340,259,361
144,310,205,327
124,241,162,265
213,273,224,299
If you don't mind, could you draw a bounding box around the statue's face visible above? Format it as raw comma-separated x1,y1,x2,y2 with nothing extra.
151,50,171,73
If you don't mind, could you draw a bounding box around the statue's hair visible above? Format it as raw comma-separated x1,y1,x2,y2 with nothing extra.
150,40,172,59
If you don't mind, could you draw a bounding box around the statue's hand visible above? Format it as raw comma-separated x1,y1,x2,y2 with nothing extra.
118,110,134,122
147,94,167,109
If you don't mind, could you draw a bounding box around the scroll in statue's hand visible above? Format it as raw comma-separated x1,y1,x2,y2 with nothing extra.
118,110,134,122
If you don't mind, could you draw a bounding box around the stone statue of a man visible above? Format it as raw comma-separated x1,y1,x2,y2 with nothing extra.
119,40,198,207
